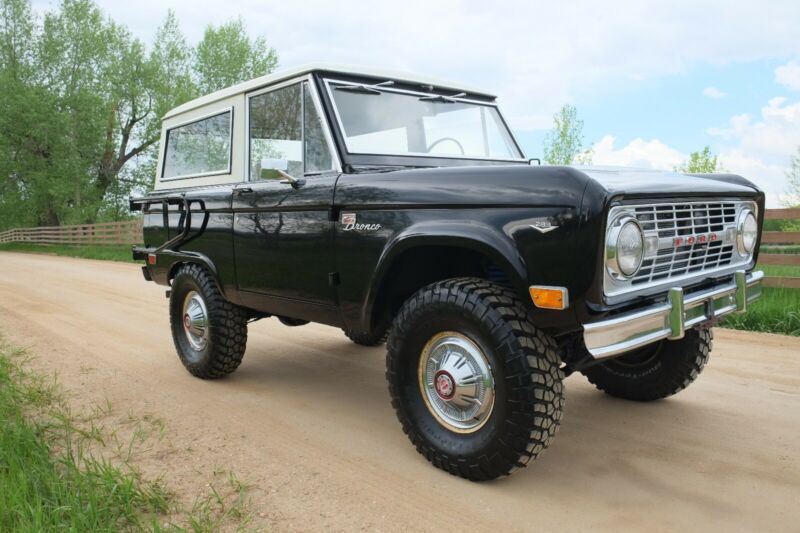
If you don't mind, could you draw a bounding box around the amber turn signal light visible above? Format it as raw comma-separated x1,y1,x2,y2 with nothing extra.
529,286,569,310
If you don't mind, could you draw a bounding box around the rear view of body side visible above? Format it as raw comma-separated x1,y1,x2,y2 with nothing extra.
132,64,765,481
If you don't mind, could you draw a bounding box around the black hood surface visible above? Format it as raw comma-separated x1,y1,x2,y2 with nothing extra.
335,164,761,211
577,166,760,198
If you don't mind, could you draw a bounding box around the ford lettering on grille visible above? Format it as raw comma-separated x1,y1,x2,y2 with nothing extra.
674,233,718,247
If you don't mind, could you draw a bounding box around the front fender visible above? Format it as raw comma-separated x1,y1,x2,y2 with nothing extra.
362,220,529,327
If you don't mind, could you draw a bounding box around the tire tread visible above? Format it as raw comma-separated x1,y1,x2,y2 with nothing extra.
386,277,564,481
170,263,248,379
582,328,712,401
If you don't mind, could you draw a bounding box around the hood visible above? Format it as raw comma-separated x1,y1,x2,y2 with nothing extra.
577,166,760,198
335,164,761,211
337,165,590,208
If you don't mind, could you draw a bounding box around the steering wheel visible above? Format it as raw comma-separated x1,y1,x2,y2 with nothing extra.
426,137,465,155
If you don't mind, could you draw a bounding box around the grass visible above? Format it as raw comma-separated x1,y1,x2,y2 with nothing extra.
0,338,253,532
186,471,252,532
0,342,169,531
760,245,800,254
0,242,137,262
721,264,800,336
763,218,800,231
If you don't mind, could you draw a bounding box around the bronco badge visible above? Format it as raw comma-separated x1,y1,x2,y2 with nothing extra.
341,213,381,232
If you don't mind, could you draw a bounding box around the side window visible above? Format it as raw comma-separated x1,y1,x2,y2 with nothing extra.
248,82,334,180
304,85,333,173
249,83,302,179
162,110,231,179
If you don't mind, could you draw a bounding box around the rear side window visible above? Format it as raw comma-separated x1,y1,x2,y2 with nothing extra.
162,110,232,179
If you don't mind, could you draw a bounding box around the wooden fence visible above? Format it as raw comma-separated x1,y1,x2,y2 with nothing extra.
0,208,797,288
761,208,800,289
0,219,142,246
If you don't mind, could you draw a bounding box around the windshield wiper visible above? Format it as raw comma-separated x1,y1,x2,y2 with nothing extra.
418,92,467,103
335,80,394,95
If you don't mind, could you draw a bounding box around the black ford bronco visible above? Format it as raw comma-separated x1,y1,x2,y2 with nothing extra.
131,64,764,481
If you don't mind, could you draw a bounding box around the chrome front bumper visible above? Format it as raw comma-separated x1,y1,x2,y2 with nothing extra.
583,270,764,359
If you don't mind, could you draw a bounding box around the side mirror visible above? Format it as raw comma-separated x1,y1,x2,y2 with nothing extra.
260,157,304,189
260,158,289,180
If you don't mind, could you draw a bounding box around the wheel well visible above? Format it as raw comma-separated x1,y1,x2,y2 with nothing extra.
371,246,517,330
167,261,188,284
167,260,218,288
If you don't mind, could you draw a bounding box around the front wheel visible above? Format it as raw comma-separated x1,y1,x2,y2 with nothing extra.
580,327,713,401
170,264,249,379
386,278,564,481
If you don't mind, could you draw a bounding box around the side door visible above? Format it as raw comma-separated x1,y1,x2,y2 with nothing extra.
232,79,341,323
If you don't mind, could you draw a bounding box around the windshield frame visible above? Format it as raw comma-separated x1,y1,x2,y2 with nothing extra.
322,77,527,165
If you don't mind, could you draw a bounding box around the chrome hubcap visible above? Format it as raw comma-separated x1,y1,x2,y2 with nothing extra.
182,291,209,351
418,332,495,433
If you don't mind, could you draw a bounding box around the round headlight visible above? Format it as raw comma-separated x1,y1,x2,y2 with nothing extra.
607,216,644,278
737,209,758,255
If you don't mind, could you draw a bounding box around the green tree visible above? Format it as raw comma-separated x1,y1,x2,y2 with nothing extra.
676,146,722,173
542,104,592,165
0,0,38,229
0,0,279,228
0,0,34,80
786,146,800,207
194,18,278,94
38,0,119,224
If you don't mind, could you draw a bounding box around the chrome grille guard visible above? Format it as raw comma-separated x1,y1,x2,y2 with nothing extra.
584,270,763,359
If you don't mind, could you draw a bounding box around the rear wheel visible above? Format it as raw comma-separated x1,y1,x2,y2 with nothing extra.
170,264,248,379
580,327,712,401
386,278,564,481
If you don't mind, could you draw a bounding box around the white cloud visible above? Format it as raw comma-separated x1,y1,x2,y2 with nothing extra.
708,97,800,164
715,149,788,206
705,96,800,206
589,128,794,207
590,135,686,170
702,86,727,99
31,0,800,131
775,59,800,91
592,97,800,207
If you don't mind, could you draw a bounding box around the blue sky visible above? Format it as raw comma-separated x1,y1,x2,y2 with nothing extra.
31,0,800,205
520,60,788,156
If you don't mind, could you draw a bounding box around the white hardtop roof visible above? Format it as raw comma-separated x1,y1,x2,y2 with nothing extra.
163,62,497,119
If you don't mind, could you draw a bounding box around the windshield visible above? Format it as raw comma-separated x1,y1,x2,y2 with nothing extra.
327,81,523,161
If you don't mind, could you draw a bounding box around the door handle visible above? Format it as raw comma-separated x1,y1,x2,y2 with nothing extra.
233,187,253,196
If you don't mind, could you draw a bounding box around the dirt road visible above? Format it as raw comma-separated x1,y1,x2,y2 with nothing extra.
0,251,798,532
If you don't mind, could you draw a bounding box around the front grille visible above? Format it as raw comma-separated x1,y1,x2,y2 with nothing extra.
632,202,737,285
634,202,737,237
604,200,755,299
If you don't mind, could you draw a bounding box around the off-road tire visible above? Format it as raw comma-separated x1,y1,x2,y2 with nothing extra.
169,263,248,379
344,326,389,347
581,327,712,401
386,277,565,481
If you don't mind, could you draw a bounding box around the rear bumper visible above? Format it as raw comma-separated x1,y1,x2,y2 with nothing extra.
583,270,763,359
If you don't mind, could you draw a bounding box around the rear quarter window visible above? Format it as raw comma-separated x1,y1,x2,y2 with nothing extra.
162,110,232,179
